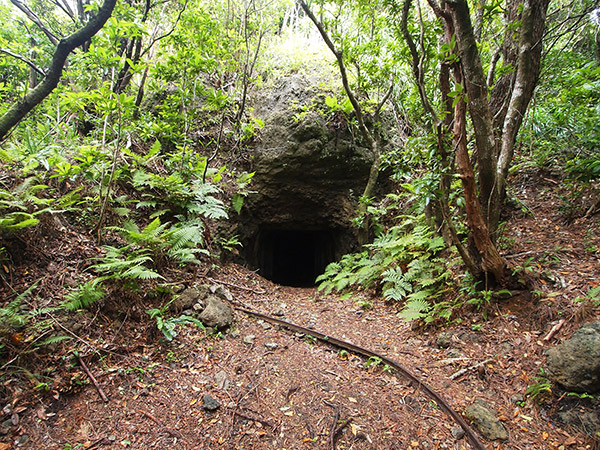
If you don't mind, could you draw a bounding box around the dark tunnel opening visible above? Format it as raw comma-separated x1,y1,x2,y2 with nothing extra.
257,229,337,287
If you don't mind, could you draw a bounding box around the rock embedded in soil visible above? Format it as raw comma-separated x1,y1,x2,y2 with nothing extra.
243,335,256,345
545,321,600,392
436,332,451,348
198,296,234,329
450,426,465,440
465,400,508,441
209,284,234,302
265,342,278,350
214,371,230,390
202,394,221,411
558,409,600,436
171,287,207,312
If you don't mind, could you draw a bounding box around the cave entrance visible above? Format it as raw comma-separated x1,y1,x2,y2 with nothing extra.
257,229,337,287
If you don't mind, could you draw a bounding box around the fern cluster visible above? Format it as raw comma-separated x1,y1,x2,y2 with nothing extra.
0,177,56,234
317,215,454,322
132,169,228,221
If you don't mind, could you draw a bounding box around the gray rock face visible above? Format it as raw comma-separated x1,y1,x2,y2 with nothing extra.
198,296,234,329
546,321,600,392
465,400,508,441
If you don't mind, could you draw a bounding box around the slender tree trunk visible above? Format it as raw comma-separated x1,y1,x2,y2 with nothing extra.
491,0,550,229
453,95,506,285
300,0,391,245
0,0,117,141
448,0,498,223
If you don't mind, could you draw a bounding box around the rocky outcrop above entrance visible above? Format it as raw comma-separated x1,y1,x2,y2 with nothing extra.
248,74,374,230
237,75,383,281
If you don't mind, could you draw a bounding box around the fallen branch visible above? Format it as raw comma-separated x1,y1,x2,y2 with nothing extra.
77,354,108,403
205,276,266,295
235,306,486,450
449,358,494,380
234,410,273,428
138,409,185,441
323,400,340,450
331,417,352,450
543,319,566,342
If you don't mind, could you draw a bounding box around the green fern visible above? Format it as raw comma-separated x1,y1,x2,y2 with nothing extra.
317,215,454,322
91,247,163,282
63,280,106,311
132,170,228,222
398,298,431,321
0,282,38,335
34,335,73,347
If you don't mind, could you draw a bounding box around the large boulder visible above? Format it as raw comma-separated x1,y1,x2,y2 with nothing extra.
545,321,600,392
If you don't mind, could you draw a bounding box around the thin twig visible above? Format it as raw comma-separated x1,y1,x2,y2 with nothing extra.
449,358,494,380
331,417,352,449
0,48,45,76
234,410,273,428
77,354,109,402
204,276,266,295
139,409,185,441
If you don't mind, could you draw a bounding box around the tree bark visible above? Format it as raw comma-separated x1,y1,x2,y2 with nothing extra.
10,0,59,45
0,0,117,142
453,95,506,285
447,0,498,222
492,0,550,228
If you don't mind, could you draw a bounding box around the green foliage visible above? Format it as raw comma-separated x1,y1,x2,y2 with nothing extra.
231,171,255,215
147,299,205,342
0,177,56,234
0,284,37,335
526,375,552,403
133,170,228,221
365,356,382,369
317,215,452,322
62,280,106,311
574,286,600,308
92,217,209,288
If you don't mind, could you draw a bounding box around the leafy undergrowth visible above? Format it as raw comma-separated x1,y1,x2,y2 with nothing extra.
0,170,598,449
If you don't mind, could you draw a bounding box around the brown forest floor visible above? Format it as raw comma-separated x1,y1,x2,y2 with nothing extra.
0,169,599,450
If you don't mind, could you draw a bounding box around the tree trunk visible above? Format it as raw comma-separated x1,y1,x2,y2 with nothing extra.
0,0,117,141
448,0,498,223
453,95,506,285
300,0,391,245
491,0,550,229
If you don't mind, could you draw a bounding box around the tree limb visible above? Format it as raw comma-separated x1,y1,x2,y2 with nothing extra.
140,0,189,58
0,48,45,76
9,0,60,45
0,0,118,141
299,0,373,148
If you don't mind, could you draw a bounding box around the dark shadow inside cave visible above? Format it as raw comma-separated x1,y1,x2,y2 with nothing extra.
257,229,337,287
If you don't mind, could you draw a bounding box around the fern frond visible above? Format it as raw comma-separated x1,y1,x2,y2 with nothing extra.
166,223,204,250
398,298,431,321
63,280,106,311
121,266,164,280
35,335,73,347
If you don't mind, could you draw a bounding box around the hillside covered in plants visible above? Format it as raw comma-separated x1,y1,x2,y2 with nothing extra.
0,0,599,448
